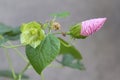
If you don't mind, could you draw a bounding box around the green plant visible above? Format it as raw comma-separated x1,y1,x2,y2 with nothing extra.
0,12,107,80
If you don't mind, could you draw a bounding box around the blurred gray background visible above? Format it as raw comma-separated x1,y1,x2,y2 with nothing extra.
0,0,120,80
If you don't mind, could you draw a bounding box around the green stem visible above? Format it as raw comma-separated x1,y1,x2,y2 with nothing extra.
4,48,17,79
18,63,30,80
1,44,23,48
7,41,28,62
53,32,62,34
53,32,70,35
41,72,45,80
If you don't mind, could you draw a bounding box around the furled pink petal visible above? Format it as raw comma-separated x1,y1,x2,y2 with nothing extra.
81,18,107,36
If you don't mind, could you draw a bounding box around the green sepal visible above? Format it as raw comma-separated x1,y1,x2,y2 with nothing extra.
69,23,86,39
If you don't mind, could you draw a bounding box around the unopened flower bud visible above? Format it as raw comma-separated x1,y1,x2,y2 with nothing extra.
69,18,107,39
51,22,61,30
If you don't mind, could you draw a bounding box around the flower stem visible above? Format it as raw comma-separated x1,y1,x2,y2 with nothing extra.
41,72,45,80
53,32,70,35
4,48,17,79
18,63,30,80
1,44,23,48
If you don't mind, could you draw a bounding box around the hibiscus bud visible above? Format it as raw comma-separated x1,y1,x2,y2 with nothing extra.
81,18,107,36
69,18,107,39
20,21,45,48
51,22,61,30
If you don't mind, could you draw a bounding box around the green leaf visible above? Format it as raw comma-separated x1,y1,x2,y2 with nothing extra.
0,23,12,34
58,38,85,70
0,38,8,46
61,54,85,70
0,70,29,79
3,27,21,40
26,34,60,74
58,38,82,60
0,22,21,40
0,36,8,46
50,11,70,18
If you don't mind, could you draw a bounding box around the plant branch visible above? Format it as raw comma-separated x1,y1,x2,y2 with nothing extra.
1,44,23,48
4,48,17,79
41,72,45,80
18,63,30,80
53,32,70,35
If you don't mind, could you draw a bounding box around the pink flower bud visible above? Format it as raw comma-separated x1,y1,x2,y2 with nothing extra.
81,18,107,36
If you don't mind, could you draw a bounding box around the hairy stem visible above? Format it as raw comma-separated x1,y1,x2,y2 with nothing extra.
4,48,17,79
41,72,45,80
1,44,23,48
53,32,70,35
18,63,30,80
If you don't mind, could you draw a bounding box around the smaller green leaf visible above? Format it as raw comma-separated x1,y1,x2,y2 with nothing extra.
0,70,29,79
50,11,70,18
61,54,85,70
0,36,8,46
3,27,21,40
0,23,12,34
58,38,82,60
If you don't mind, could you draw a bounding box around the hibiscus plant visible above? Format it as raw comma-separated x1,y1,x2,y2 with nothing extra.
0,12,107,80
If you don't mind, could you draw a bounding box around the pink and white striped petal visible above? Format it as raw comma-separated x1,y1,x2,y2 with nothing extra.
81,18,107,36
